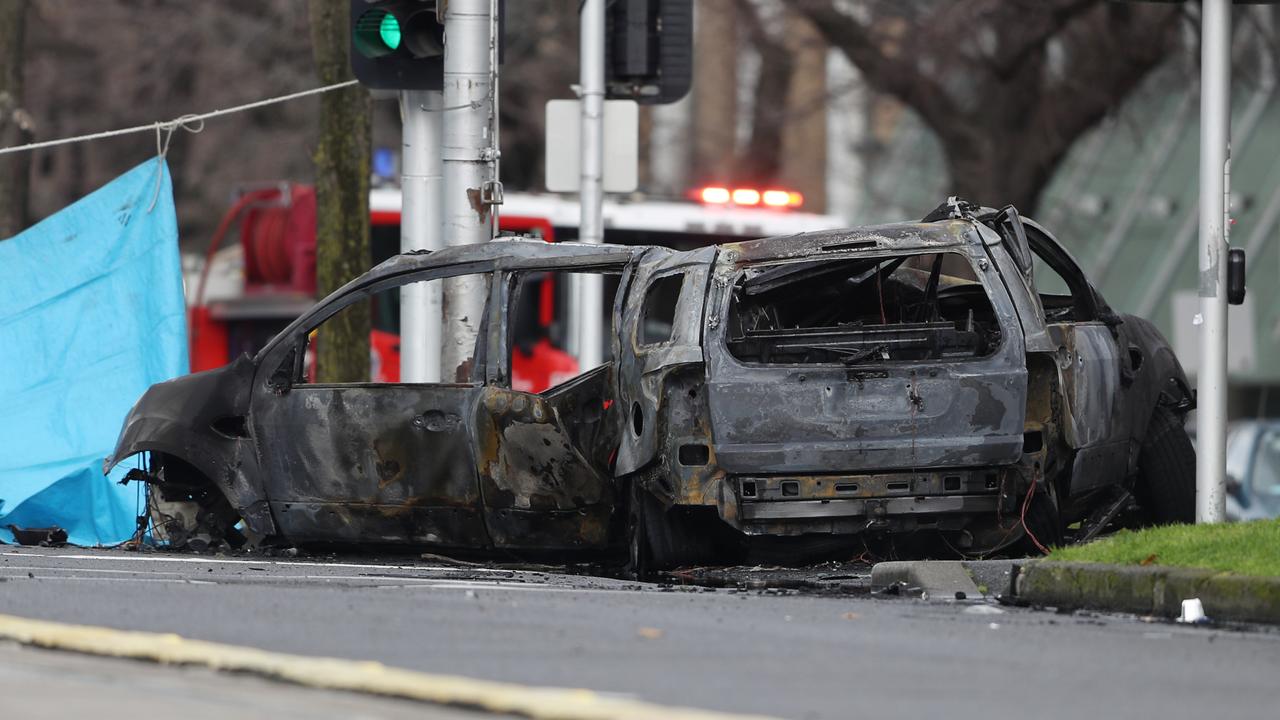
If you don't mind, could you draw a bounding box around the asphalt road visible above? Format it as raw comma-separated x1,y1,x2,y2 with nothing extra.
1,547,1277,719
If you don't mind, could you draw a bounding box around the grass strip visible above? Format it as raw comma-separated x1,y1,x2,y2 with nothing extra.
1050,519,1280,577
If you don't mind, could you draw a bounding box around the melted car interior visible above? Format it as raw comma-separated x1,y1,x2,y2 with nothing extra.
725,251,1001,365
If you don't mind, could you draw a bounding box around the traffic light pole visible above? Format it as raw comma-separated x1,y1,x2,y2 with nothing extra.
1196,0,1230,523
399,89,443,383
441,0,497,382
572,0,606,371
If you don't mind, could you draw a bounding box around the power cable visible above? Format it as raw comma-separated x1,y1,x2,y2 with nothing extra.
0,80,361,157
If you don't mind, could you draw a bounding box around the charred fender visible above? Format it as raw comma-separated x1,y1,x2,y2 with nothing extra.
103,354,276,537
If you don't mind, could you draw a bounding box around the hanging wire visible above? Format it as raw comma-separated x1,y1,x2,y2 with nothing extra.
0,80,361,157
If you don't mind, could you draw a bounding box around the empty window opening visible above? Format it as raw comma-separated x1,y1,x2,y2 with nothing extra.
725,252,1000,365
298,276,488,385
640,274,685,346
508,270,620,392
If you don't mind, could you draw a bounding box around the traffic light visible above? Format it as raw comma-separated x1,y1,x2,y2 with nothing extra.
349,0,444,90
605,0,692,105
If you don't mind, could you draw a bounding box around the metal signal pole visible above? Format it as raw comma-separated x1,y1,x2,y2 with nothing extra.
571,0,606,371
399,89,443,383
1196,0,1231,523
441,0,498,382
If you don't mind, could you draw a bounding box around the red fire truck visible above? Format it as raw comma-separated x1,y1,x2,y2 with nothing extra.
187,184,845,391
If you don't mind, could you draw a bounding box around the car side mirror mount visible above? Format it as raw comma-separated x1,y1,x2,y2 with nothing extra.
267,346,298,395
1227,247,1246,305
993,205,1033,276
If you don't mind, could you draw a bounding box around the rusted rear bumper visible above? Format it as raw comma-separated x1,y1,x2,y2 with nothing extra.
692,469,1014,537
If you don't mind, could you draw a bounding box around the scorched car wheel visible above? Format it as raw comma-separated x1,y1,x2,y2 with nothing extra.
1134,405,1196,525
627,479,716,578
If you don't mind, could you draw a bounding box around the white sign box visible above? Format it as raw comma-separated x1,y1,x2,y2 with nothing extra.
544,99,638,193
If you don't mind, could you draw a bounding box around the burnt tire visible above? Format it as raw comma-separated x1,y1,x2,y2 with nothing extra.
1134,406,1196,525
626,481,715,577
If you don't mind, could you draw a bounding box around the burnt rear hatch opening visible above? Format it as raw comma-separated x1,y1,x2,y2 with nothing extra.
725,252,1001,364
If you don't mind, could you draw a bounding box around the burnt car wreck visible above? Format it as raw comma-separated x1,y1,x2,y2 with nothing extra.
106,199,1196,570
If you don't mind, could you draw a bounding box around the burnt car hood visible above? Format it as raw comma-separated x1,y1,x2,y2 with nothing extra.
104,354,255,474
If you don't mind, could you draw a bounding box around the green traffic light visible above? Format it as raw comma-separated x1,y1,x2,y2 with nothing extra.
354,9,400,59
378,12,400,50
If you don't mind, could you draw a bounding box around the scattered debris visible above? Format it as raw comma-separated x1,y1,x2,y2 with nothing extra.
1177,598,1208,624
6,525,68,547
636,627,664,640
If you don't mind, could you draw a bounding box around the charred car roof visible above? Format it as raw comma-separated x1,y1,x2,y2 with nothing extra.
255,237,656,362
721,219,991,264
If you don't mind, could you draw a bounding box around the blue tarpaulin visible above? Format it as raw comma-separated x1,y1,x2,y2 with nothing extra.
0,159,188,546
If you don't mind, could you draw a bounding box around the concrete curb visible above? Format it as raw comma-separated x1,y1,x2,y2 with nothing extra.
871,561,983,599
1016,561,1280,624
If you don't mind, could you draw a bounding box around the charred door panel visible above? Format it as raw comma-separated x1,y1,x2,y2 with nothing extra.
251,384,489,547
473,368,618,550
615,246,715,476
1048,322,1126,492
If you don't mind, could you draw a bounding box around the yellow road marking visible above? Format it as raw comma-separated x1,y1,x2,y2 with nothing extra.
0,613,776,720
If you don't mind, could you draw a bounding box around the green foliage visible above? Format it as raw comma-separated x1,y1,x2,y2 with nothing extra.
1051,520,1280,578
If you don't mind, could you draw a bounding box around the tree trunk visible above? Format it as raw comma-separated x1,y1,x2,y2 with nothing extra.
735,0,790,186
0,0,31,239
309,0,371,384
692,0,738,184
778,11,827,213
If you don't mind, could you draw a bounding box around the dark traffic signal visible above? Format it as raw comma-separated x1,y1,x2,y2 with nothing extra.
605,0,692,105
350,0,444,90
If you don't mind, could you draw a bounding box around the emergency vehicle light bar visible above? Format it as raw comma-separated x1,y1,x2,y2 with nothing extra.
697,186,804,209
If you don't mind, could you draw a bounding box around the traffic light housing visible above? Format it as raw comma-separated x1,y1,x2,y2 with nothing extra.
605,0,692,105
349,0,444,90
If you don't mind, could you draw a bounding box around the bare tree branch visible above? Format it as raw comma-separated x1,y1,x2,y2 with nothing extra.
790,0,961,133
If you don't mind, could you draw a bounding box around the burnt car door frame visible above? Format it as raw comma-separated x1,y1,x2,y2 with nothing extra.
249,260,496,548
613,245,715,478
992,216,1129,496
471,257,632,552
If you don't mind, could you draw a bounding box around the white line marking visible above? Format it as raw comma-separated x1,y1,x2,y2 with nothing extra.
0,573,635,594
2,551,516,574
0,565,186,577
0,567,648,594
0,576,218,585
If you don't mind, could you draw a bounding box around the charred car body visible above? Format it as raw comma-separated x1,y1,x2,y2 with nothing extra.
106,200,1196,568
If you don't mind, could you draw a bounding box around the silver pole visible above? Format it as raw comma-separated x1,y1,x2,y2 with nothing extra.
399,89,443,384
1196,0,1231,523
441,0,496,382
574,0,606,370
